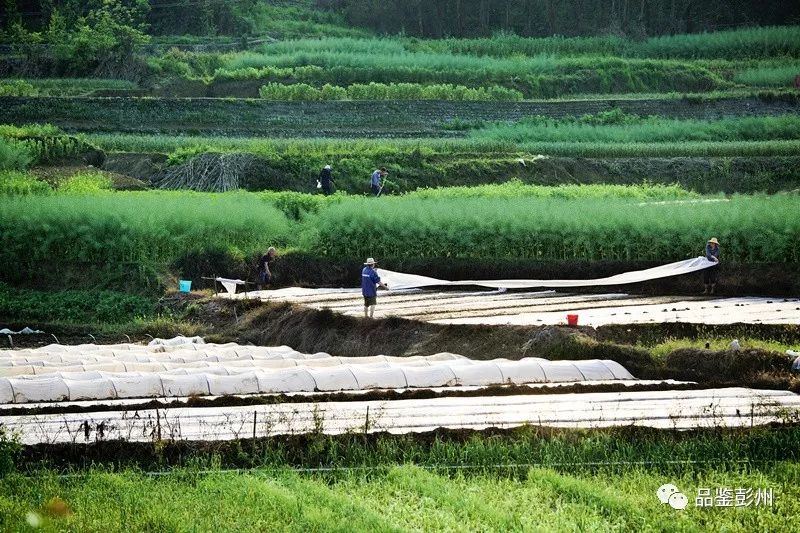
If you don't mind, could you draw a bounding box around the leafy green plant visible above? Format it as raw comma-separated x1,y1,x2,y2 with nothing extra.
0,139,33,171
58,172,113,194
0,79,36,96
0,171,51,195
0,282,154,323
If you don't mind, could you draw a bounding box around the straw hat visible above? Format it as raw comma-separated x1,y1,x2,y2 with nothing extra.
364,257,377,265
708,237,719,245
324,165,331,170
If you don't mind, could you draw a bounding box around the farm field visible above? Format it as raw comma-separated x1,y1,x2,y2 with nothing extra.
2,1,800,530
3,427,800,531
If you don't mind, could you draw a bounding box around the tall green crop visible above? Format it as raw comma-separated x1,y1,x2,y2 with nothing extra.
303,195,800,263
0,192,292,286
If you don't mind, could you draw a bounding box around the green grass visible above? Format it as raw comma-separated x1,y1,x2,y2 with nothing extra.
650,338,798,359
3,424,800,531
247,2,371,40
1,465,798,531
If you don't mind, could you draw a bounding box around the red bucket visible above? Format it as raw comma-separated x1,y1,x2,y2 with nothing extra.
566,314,579,327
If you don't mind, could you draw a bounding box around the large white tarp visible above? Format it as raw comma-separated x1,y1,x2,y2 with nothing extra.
380,257,717,291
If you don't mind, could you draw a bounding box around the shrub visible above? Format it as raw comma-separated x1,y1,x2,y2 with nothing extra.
0,79,36,96
0,139,33,171
58,172,114,193
0,171,51,195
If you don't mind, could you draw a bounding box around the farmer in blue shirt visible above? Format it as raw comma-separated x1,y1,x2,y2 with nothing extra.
703,237,720,295
361,257,388,318
370,167,387,196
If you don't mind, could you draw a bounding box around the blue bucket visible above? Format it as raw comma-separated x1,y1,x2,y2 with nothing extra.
179,280,192,293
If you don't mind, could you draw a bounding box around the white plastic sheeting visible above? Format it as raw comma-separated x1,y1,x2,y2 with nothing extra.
0,342,635,403
380,257,716,290
5,388,800,445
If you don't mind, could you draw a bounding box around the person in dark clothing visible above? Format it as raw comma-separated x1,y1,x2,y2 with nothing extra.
257,247,277,290
703,237,720,295
370,167,387,196
361,257,388,318
319,165,334,196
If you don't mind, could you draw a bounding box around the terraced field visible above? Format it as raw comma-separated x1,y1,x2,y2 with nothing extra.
2,7,800,530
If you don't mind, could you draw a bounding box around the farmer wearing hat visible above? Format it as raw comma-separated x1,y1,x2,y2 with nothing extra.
362,257,388,318
703,237,720,295
319,164,334,196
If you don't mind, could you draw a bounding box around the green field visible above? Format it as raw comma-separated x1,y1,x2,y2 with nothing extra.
1,186,798,293
2,465,798,532
2,4,800,530
2,426,800,531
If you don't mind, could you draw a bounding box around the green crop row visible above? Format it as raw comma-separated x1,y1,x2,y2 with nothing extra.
0,282,153,324
403,180,699,201
208,49,729,97
302,194,800,263
0,192,292,290
414,25,800,60
471,113,800,144
0,78,139,97
258,82,523,101
1,189,796,294
0,139,32,171
80,130,800,195
734,63,800,87
141,30,800,98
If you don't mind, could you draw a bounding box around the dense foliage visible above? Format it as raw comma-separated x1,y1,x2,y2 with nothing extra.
0,186,796,294
3,0,150,77
331,0,800,39
0,192,292,289
0,282,153,323
302,194,800,262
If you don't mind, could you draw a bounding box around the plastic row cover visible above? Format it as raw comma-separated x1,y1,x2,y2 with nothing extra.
0,359,632,404
0,353,470,377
